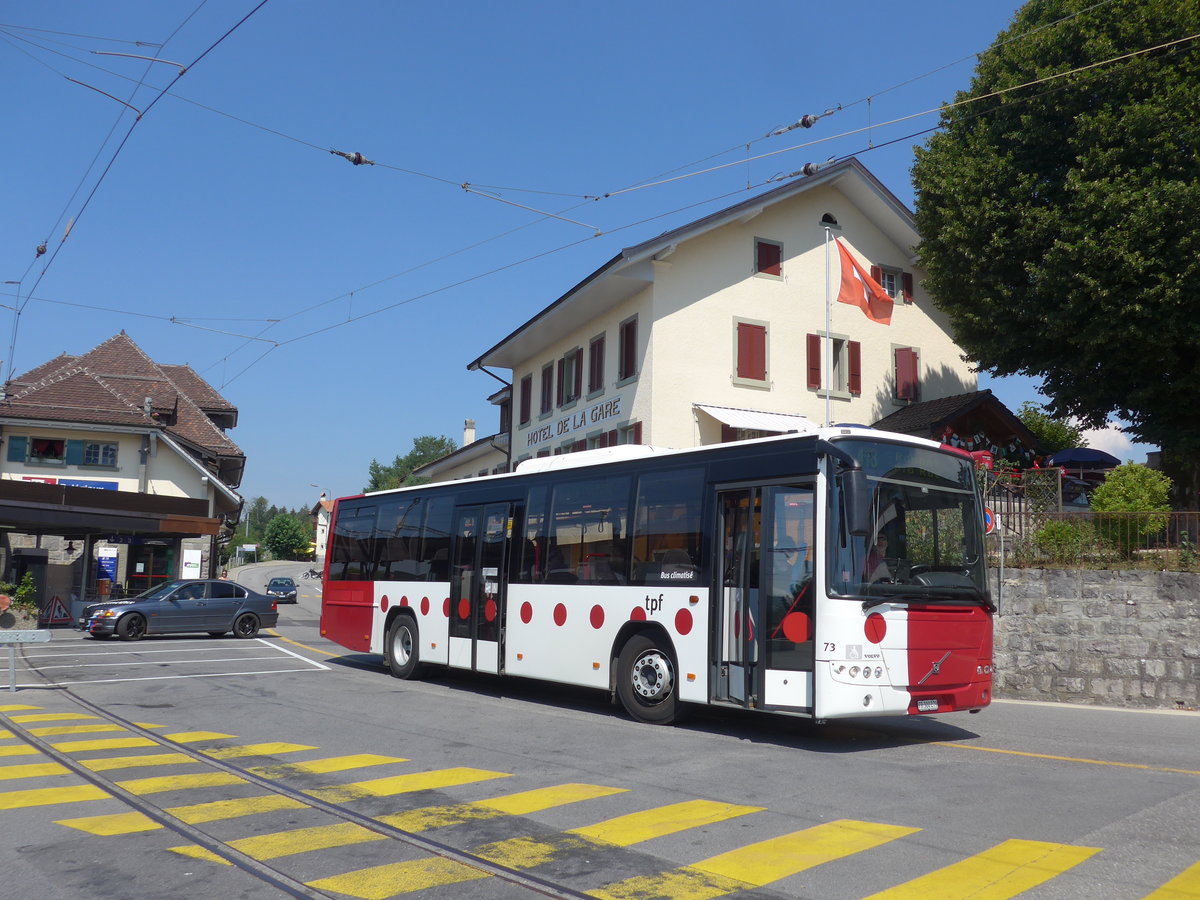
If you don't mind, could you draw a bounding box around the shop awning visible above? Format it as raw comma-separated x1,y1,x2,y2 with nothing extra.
695,404,817,434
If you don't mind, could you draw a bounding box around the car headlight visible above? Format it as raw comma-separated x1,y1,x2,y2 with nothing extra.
97,610,116,618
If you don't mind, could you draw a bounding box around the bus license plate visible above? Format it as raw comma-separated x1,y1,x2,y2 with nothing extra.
917,699,939,712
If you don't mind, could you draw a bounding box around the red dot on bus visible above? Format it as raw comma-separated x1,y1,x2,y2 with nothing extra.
745,614,754,642
675,608,693,636
520,601,533,624
442,597,450,618
458,597,471,620
399,595,408,607
865,612,887,643
553,603,567,626
380,595,390,612
420,596,430,616
630,606,647,622
782,611,812,643
590,605,604,629
485,598,497,622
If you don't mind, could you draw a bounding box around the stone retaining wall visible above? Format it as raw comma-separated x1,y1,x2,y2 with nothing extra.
993,568,1200,710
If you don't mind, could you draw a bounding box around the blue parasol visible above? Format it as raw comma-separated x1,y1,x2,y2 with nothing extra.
1047,447,1120,469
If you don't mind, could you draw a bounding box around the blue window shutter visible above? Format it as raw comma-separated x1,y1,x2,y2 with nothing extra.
6,436,27,462
66,440,85,465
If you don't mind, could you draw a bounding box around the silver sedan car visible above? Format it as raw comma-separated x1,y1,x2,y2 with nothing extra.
80,579,279,641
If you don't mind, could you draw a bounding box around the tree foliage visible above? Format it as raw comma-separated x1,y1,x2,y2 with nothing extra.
364,435,457,492
1017,401,1084,456
262,514,312,560
1089,462,1172,555
912,1,1200,462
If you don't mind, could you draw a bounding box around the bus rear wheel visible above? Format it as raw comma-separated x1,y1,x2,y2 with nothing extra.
386,615,423,680
617,633,678,724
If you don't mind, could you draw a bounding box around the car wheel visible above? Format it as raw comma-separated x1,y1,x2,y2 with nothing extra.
385,615,423,679
616,633,679,724
233,613,260,639
117,613,146,642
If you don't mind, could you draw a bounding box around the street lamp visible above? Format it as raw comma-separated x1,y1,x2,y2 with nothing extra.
820,214,842,427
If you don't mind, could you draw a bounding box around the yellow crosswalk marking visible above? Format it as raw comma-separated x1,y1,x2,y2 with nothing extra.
0,745,40,758
172,822,386,862
0,704,42,712
377,783,627,833
1144,861,1200,899
0,761,69,780
162,731,235,743
250,754,408,779
169,793,309,825
57,811,160,836
172,846,230,865
306,767,510,803
307,858,489,899
30,724,132,737
0,784,109,809
203,742,317,759
591,819,919,900
50,737,157,752
82,753,193,772
0,730,11,739
9,713,99,724
861,838,1100,899
571,799,763,848
116,772,246,795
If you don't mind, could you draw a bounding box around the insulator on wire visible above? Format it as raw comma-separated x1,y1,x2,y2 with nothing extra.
330,149,374,166
36,244,47,257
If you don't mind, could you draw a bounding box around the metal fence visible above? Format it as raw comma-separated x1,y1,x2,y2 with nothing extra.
987,510,1200,571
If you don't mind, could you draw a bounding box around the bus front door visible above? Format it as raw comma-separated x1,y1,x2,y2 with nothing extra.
448,503,513,674
715,490,760,705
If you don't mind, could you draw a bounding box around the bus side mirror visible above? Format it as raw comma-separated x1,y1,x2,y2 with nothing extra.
843,469,871,537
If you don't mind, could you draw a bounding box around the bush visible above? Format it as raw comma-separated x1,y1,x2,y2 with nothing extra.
1090,463,1172,556
1033,519,1094,563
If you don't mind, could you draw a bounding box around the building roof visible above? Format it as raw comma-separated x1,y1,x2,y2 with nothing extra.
468,157,918,372
871,389,1038,448
3,332,243,460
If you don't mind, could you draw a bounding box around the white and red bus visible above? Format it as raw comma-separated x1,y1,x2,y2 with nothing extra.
320,427,993,724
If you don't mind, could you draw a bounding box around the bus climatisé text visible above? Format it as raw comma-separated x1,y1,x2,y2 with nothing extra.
319,427,994,724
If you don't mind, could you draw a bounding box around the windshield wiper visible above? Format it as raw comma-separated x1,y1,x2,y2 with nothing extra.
862,587,994,613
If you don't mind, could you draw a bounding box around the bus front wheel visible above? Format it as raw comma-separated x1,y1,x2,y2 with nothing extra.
386,615,423,680
616,633,678,725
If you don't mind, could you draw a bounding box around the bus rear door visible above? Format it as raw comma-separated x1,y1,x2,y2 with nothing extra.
448,502,514,674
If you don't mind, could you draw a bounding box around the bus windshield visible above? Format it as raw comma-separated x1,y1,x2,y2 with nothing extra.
828,439,989,604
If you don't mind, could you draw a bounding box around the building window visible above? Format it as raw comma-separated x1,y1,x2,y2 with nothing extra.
558,348,582,407
755,238,782,277
872,265,914,303
518,375,532,427
588,333,605,396
806,333,861,396
734,319,768,385
83,442,118,467
540,363,553,415
617,316,638,382
894,346,920,402
29,438,66,465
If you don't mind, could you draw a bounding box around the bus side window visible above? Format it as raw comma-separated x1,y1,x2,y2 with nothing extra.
518,486,548,583
420,496,454,582
631,468,705,587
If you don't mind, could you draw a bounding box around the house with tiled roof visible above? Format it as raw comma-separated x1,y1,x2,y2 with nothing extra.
0,332,245,617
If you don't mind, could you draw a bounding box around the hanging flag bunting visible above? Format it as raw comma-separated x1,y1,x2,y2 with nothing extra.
835,238,893,324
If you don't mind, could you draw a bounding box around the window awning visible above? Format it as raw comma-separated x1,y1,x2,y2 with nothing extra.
694,404,817,434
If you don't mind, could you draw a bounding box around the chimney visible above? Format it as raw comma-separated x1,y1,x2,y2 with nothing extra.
463,418,476,446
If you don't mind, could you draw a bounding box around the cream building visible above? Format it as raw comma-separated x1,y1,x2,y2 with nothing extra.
419,158,976,481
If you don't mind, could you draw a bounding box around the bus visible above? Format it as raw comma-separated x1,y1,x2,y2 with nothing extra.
319,427,994,725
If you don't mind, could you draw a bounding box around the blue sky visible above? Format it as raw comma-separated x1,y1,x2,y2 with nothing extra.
0,1,1152,510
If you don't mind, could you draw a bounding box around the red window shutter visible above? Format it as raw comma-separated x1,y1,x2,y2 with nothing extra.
756,241,781,276
632,421,643,444
541,366,553,414
556,358,565,406
574,348,583,400
902,271,914,302
619,319,637,380
736,322,766,380
607,429,617,446
895,348,919,401
519,376,532,425
848,341,862,395
589,336,605,393
870,264,882,285
572,439,586,453
721,424,737,443
806,333,822,389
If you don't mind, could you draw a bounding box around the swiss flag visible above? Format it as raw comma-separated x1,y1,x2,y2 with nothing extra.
835,238,893,325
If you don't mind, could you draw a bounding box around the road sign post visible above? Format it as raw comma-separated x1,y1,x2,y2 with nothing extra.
0,630,51,692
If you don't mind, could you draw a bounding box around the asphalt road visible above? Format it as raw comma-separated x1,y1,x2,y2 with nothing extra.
0,563,1196,899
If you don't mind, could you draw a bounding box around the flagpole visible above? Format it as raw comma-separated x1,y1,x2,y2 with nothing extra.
823,226,833,427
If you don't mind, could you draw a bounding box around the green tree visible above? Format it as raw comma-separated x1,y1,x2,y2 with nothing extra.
912,1,1200,500
1089,462,1172,555
262,514,311,560
364,435,457,492
1017,402,1083,457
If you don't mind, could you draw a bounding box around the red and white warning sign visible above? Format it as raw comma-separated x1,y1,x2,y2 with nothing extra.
42,595,73,625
